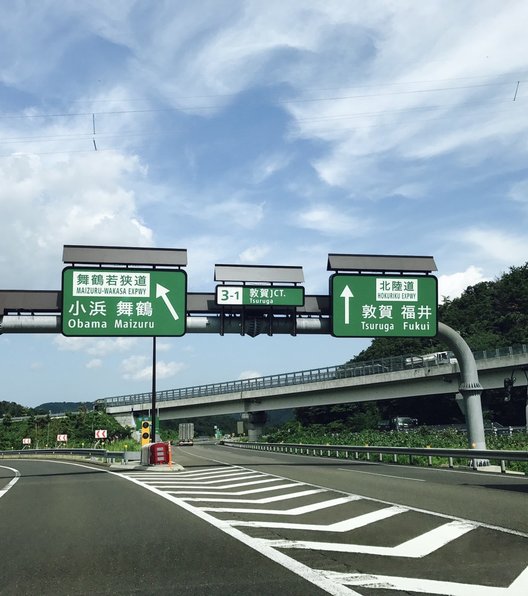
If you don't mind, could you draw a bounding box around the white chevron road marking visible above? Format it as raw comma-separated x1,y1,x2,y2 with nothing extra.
160,478,283,490
166,482,302,496
227,505,406,531
200,495,362,515
117,471,360,596
181,488,326,504
149,472,264,484
320,565,528,595
259,520,476,557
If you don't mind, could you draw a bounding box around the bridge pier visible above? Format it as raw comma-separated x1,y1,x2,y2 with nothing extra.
112,412,140,442
246,411,267,442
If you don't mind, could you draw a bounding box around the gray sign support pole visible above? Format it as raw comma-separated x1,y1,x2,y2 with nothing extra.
437,322,486,450
151,337,157,444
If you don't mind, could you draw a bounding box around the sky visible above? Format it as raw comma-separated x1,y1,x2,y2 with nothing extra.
1,1,527,409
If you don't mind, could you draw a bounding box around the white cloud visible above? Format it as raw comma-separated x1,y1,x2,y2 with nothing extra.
86,359,102,369
438,266,488,302
296,205,369,236
121,354,186,381
238,245,270,263
463,228,528,266
238,370,261,380
0,151,153,288
252,153,292,184
192,197,266,230
54,336,137,356
509,180,528,205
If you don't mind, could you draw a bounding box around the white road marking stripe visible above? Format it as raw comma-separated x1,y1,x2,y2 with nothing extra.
0,466,21,498
227,505,406,531
127,467,234,477
128,472,263,483
260,520,476,557
320,565,528,595
200,495,362,515
181,488,326,504
167,482,302,496
149,478,282,490
338,468,426,482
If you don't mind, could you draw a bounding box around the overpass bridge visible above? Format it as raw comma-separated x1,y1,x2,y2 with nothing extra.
103,343,528,438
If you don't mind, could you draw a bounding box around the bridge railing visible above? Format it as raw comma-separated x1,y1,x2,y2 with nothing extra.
222,441,528,474
100,342,528,408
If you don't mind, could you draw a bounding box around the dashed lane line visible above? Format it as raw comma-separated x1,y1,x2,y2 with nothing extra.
338,467,426,481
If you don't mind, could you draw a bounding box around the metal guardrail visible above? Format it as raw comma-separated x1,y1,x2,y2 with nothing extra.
0,448,130,463
100,343,528,408
222,441,528,474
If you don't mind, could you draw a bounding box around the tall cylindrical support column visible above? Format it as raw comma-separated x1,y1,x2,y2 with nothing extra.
438,322,486,450
247,411,267,442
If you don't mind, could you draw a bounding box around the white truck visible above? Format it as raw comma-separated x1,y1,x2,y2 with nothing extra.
177,422,194,446
404,351,457,368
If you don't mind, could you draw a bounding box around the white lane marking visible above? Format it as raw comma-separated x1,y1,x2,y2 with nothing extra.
200,495,362,515
167,482,302,496
117,472,361,596
147,478,283,490
227,505,406,531
129,470,258,481
260,520,476,557
321,565,528,595
0,466,21,498
128,472,264,484
338,468,426,482
181,488,325,504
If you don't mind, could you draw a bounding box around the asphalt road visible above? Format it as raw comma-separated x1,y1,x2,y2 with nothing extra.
0,458,330,595
1,447,527,595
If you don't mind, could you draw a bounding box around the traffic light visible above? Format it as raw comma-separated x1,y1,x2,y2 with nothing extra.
141,420,151,446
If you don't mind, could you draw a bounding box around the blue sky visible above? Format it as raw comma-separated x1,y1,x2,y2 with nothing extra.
1,1,527,409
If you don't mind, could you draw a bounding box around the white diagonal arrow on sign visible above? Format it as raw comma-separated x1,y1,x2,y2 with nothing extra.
156,284,179,320
259,520,475,557
320,565,528,595
227,505,405,531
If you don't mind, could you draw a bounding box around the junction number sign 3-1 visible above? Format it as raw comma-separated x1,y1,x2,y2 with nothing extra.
331,274,437,338
62,267,187,337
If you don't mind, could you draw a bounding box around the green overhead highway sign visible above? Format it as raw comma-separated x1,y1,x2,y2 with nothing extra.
62,267,187,336
331,274,437,337
216,285,304,307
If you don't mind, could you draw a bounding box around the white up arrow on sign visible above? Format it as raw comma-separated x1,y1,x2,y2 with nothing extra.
340,285,354,325
156,284,179,321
